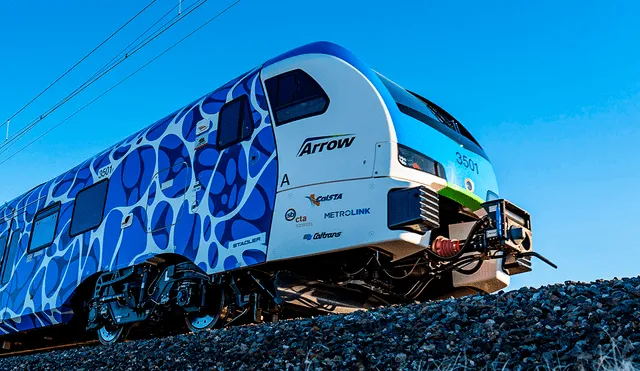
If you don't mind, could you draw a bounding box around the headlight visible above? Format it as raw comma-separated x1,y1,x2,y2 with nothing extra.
398,144,446,179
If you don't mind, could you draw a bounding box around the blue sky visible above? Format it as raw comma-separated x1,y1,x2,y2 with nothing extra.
0,0,638,290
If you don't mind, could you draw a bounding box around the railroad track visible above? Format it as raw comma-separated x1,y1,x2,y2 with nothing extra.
0,340,99,358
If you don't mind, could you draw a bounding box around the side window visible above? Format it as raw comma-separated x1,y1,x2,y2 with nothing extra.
0,236,6,257
70,179,109,237
217,95,253,150
0,232,7,277
0,221,7,258
265,69,329,126
2,229,20,284
28,203,61,253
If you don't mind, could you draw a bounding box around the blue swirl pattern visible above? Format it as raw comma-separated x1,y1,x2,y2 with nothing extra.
0,68,277,334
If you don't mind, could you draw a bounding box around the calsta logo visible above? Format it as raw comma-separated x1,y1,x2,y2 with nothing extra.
297,134,355,157
306,193,342,206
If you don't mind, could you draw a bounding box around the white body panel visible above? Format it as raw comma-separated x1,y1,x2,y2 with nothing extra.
259,50,508,294
261,53,450,262
268,177,423,261
261,54,394,191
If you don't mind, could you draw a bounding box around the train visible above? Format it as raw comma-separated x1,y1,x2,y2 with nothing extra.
0,41,554,347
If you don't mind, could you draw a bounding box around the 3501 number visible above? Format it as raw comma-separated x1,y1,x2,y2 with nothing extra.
98,165,113,179
456,152,480,174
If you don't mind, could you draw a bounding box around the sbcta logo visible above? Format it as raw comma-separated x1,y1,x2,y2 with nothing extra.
285,208,296,221
286,208,311,227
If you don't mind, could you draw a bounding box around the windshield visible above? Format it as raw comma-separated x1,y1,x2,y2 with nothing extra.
376,72,484,151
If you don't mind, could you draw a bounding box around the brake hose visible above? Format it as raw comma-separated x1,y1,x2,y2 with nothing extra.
425,215,489,262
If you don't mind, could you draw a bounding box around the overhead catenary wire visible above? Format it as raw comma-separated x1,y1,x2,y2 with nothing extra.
0,0,208,155
0,0,158,132
0,0,210,156
63,1,184,112
0,0,242,167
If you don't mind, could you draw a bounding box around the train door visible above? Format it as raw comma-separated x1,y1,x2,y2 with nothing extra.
262,62,377,192
146,161,192,238
0,217,10,321
0,218,11,285
0,217,21,321
201,71,278,273
1,216,27,289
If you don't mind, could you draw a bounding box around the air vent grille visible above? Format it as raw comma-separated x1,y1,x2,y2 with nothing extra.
388,186,440,234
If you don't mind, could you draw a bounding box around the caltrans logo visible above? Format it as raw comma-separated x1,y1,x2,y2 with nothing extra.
303,232,342,240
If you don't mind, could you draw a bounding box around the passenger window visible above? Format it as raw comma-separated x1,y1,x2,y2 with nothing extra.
28,203,61,253
265,69,329,126
0,222,7,254
0,234,7,274
70,179,109,237
2,230,20,284
217,95,253,150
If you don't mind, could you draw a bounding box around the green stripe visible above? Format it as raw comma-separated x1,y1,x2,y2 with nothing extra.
438,183,484,211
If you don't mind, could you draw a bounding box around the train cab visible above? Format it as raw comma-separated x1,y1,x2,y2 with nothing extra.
260,42,541,297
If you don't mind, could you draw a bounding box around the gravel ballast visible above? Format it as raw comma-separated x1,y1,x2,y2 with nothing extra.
1,276,639,370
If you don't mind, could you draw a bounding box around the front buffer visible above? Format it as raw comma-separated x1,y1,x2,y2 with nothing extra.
388,186,556,293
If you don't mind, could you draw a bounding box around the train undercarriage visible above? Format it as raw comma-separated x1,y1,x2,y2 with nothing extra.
80,196,554,346
0,196,555,351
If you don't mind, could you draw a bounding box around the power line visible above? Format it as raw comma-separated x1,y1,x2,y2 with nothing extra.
0,0,243,167
0,0,184,152
78,2,182,96
0,0,158,132
0,0,207,154
0,0,209,156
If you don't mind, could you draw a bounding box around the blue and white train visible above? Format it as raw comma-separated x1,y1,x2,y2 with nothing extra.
0,42,550,347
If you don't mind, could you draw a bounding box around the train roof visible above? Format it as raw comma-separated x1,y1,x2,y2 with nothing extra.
0,42,389,220
264,41,362,69
263,41,397,120
263,41,386,96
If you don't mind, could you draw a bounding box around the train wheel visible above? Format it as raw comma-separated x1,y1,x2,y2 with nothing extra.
97,324,126,346
185,286,226,332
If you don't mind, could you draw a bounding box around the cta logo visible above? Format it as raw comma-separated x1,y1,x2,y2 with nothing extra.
285,208,312,227
324,208,371,219
297,134,355,157
303,231,342,240
294,215,309,223
306,193,342,207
